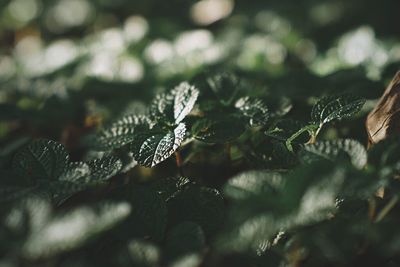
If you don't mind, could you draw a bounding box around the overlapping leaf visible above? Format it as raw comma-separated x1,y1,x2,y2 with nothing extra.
130,123,186,167
119,186,168,242
94,82,198,167
167,184,224,237
95,115,153,150
192,114,245,144
266,119,309,142
299,139,367,169
8,140,123,203
206,72,240,106
22,201,131,259
235,97,270,127
219,162,345,252
13,139,69,181
311,94,365,126
165,222,205,263
150,82,199,124
125,239,160,267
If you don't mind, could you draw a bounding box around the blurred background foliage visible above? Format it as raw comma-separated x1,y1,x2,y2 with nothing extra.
0,0,400,144
0,0,399,139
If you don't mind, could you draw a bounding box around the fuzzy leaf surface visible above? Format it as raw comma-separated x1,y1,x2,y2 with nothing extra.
13,139,69,181
311,94,365,126
130,123,186,167
150,82,199,124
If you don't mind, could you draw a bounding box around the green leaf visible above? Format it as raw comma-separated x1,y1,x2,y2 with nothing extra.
192,114,245,144
13,139,69,181
265,119,309,143
311,94,366,126
51,156,122,203
167,184,224,237
299,139,367,169
224,170,283,202
86,155,122,182
95,115,152,150
206,72,240,106
219,162,345,252
0,186,37,203
130,123,186,167
150,82,199,124
368,135,400,169
121,186,167,241
22,201,131,259
235,97,270,127
48,162,91,202
126,240,160,267
150,176,190,201
271,141,299,167
165,222,205,263
57,162,90,183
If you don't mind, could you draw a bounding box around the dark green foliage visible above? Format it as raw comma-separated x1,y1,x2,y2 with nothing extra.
94,83,198,167
4,139,122,204
299,139,367,169
1,1,400,266
192,114,246,144
167,184,225,237
164,222,205,263
13,139,69,181
1,72,397,267
311,94,366,127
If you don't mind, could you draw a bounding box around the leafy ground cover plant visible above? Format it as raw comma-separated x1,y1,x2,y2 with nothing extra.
1,70,400,267
1,1,400,266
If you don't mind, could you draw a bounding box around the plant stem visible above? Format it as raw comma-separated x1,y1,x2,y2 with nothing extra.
181,137,194,147
374,195,399,223
368,198,377,220
286,124,318,152
175,151,184,176
226,143,231,162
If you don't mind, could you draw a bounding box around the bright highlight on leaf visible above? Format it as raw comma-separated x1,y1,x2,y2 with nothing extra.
299,139,367,169
95,82,198,167
150,82,199,124
311,94,366,126
130,123,186,167
235,96,270,127
22,201,131,259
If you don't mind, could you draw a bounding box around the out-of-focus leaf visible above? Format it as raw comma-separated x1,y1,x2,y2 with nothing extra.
192,114,245,144
206,72,240,106
13,139,69,181
22,201,131,259
224,170,283,202
299,139,367,169
368,135,400,169
219,162,345,252
235,97,270,127
120,186,168,242
165,222,205,263
0,186,37,203
150,176,190,201
126,239,160,267
167,184,224,237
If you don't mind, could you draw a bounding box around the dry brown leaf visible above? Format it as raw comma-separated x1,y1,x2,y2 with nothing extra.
366,71,400,145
